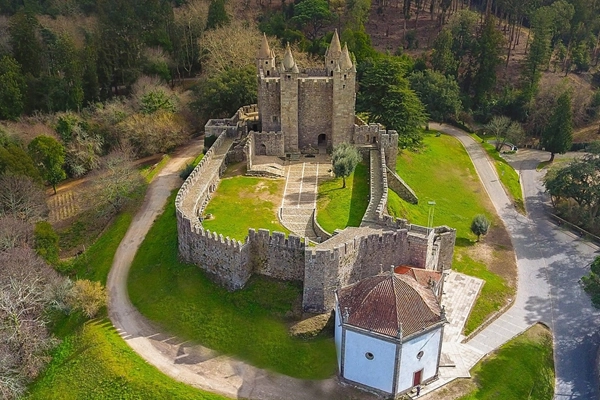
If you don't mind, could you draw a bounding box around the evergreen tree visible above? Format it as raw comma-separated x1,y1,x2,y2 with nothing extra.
8,11,41,77
0,55,26,120
431,28,457,77
357,57,427,147
521,10,551,102
542,91,573,162
470,16,504,107
409,70,461,122
206,0,230,30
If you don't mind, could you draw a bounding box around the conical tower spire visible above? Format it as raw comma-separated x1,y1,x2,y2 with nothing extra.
327,29,342,59
258,33,271,59
340,43,353,70
282,43,297,72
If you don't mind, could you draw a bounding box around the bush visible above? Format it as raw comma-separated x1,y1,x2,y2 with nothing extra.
67,279,107,318
180,163,195,180
471,214,490,241
34,221,60,264
582,256,600,308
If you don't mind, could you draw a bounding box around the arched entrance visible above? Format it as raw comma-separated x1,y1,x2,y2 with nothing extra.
257,143,267,155
318,134,327,146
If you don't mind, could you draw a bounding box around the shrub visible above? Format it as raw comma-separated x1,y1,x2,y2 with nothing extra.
67,279,108,318
34,221,60,264
471,214,490,241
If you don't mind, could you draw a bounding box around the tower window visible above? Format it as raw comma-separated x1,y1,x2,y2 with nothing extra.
344,74,347,80
265,61,269,65
267,71,270,76
287,75,291,79
343,85,346,89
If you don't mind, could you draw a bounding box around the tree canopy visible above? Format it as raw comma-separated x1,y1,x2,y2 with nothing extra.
541,91,573,162
357,56,427,147
332,143,361,188
27,135,66,193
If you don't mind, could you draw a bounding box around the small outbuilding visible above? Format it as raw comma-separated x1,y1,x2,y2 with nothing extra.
334,268,446,397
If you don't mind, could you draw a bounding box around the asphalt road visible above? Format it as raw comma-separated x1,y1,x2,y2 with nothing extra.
431,123,600,399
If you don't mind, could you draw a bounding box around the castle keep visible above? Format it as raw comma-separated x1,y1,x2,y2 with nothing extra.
256,31,356,154
175,33,457,313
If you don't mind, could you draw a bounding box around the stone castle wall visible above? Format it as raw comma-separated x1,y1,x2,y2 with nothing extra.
176,103,457,312
251,131,285,156
303,230,413,312
298,78,333,150
387,168,419,205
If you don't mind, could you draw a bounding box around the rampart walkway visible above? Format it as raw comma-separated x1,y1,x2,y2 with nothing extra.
179,137,234,219
361,149,385,225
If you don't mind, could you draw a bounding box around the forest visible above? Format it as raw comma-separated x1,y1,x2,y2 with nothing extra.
1,0,600,397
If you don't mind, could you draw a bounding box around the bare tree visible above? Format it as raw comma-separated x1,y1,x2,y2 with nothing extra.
0,248,66,399
0,174,49,223
0,216,33,251
85,150,145,216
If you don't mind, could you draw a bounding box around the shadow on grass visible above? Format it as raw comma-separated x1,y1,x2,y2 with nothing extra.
455,237,475,248
349,164,368,226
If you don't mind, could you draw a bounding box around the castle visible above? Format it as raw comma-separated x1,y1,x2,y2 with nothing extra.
256,31,356,154
175,32,456,313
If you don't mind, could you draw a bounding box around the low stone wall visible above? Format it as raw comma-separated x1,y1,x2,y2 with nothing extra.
387,167,418,204
311,209,333,242
375,148,388,219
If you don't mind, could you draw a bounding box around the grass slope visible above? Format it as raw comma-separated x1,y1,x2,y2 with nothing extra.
202,175,289,241
389,133,513,334
316,162,369,232
29,196,221,399
28,318,226,400
128,193,337,379
459,324,554,400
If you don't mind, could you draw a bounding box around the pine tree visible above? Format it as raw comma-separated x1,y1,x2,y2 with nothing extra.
542,92,573,162
206,0,230,30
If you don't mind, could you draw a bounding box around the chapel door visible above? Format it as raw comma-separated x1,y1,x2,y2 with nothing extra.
413,369,423,386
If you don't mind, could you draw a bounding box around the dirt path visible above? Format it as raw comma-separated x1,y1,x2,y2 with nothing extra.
105,139,377,400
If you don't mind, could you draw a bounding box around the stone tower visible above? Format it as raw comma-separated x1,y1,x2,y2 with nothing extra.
256,31,356,153
280,44,300,154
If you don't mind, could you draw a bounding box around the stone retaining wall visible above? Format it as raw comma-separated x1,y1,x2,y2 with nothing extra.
387,167,419,204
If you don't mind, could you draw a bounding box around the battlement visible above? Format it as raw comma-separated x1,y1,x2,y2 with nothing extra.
248,228,305,250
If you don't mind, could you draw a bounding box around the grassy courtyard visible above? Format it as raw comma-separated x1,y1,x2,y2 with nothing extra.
128,192,337,379
388,132,515,335
202,170,289,241
316,162,369,232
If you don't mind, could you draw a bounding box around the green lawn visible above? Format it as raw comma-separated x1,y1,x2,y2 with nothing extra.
471,134,525,213
389,133,513,334
459,324,554,400
316,162,369,233
28,317,226,400
128,193,337,379
202,175,290,241
30,193,223,399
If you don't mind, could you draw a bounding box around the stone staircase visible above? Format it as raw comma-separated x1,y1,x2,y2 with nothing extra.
246,163,286,178
361,149,385,226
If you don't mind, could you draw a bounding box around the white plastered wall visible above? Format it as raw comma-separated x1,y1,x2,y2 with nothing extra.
342,329,397,393
396,326,442,394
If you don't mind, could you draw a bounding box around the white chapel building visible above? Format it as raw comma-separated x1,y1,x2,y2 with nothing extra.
334,267,446,397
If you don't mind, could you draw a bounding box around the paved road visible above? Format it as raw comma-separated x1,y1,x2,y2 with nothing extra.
431,123,600,399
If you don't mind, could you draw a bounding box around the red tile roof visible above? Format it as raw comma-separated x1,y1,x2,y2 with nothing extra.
395,265,442,290
337,272,443,338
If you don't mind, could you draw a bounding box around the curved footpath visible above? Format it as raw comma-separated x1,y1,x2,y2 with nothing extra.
430,123,600,400
105,141,376,400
